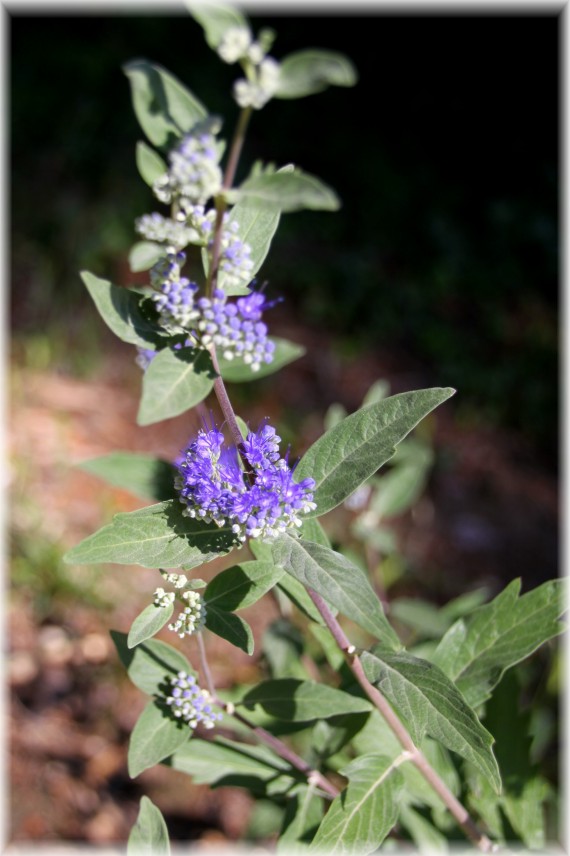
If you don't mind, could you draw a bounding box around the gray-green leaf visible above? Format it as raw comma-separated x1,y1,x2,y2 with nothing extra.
204,561,284,611
169,735,292,786
111,631,193,696
310,754,404,854
236,167,340,213
128,603,174,649
241,679,372,722
129,241,165,273
272,534,401,650
138,347,216,426
276,50,357,99
295,388,455,517
78,452,177,502
361,648,501,792
128,796,170,856
185,2,249,50
128,700,190,777
205,605,254,654
81,270,161,348
136,141,167,186
432,578,565,708
64,499,236,570
124,60,207,148
218,337,305,382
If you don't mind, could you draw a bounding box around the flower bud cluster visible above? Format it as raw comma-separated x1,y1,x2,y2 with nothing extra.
150,251,199,329
135,212,200,249
153,587,176,608
165,671,222,729
161,571,189,589
168,591,207,639
217,220,254,289
196,288,276,372
175,423,316,543
234,58,280,110
153,129,222,206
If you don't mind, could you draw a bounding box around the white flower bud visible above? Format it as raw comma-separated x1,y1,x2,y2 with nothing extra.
217,26,252,64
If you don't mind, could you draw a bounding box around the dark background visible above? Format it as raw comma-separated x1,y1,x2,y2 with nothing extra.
11,9,559,462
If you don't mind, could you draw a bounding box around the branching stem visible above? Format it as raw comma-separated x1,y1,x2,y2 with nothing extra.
306,587,495,853
195,628,338,800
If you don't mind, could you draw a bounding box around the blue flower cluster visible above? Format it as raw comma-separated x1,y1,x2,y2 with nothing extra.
175,423,316,542
150,252,199,329
165,671,222,730
153,129,222,206
196,288,276,371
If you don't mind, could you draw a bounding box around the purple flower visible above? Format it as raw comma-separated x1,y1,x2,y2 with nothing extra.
175,423,316,542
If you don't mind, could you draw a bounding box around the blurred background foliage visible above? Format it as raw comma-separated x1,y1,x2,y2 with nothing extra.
11,10,558,464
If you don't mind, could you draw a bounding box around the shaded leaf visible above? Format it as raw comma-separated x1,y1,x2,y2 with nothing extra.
399,805,448,852
433,578,565,708
138,347,216,426
310,754,404,854
205,605,254,654
78,452,177,502
272,535,401,650
124,60,207,147
81,270,161,348
218,337,305,382
241,678,372,722
278,784,324,851
128,700,190,777
276,50,357,99
128,603,174,649
204,561,283,611
64,499,236,570
128,796,170,856
295,388,455,518
111,631,194,696
136,141,167,186
361,647,501,792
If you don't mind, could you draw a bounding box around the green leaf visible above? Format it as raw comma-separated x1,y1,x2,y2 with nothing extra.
78,452,177,502
295,388,455,518
272,535,402,650
129,241,165,273
138,347,216,426
236,168,340,213
279,784,324,851
128,796,170,856
389,598,451,639
124,60,207,147
128,603,174,649
185,1,249,50
136,141,167,186
399,805,448,852
301,518,331,547
169,735,292,786
241,679,372,722
128,700,190,777
204,561,284,611
433,578,566,708
64,499,236,570
111,631,193,696
310,754,404,854
205,605,254,654
361,647,501,792
263,619,307,680
276,50,357,99
218,337,305,382
81,270,161,348
277,574,327,626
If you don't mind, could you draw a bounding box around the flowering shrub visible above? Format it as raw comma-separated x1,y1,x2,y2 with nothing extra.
66,4,564,853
